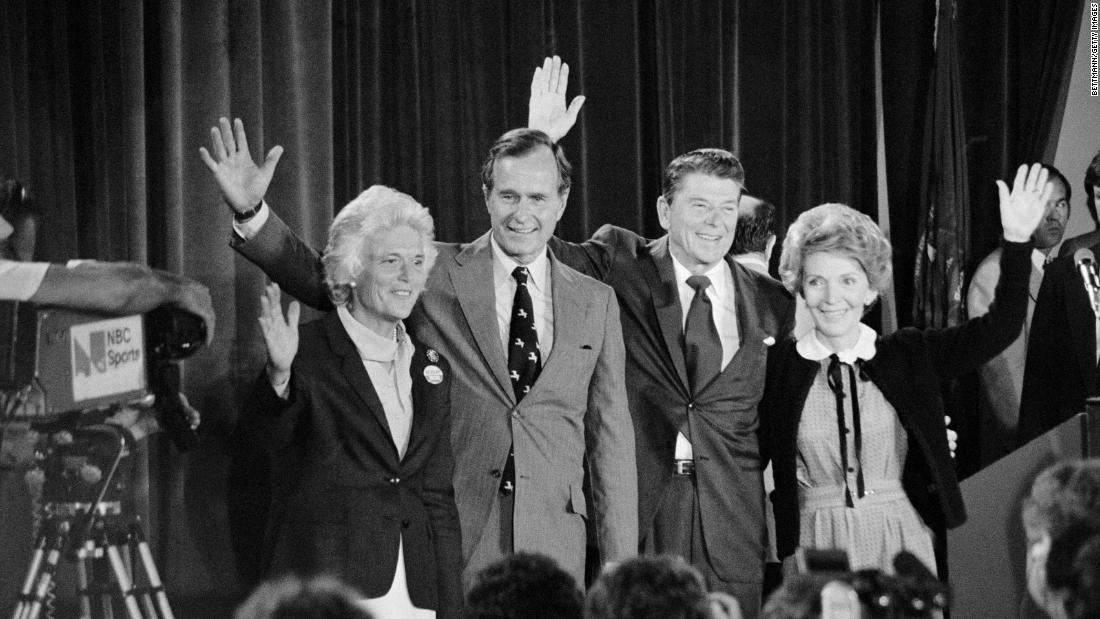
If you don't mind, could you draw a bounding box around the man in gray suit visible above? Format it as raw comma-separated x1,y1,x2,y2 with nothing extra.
200,118,637,589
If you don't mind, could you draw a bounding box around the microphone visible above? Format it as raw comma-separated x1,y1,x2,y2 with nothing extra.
1074,248,1100,318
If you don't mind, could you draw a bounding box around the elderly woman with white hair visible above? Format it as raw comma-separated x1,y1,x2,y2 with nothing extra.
246,185,463,618
760,164,1049,577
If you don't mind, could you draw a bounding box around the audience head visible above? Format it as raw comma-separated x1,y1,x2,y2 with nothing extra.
658,148,746,274
233,574,373,619
466,552,583,619
1032,163,1070,251
762,565,947,619
1022,459,1100,616
584,555,712,619
730,194,777,256
322,185,437,335
778,203,891,351
1083,150,1100,225
1044,521,1100,619
480,128,572,264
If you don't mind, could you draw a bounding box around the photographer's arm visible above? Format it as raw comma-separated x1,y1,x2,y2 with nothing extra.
28,261,215,344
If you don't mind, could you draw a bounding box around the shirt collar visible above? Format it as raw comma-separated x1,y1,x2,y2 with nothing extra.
670,254,729,299
336,305,408,362
490,233,549,294
1032,248,1050,271
796,322,878,364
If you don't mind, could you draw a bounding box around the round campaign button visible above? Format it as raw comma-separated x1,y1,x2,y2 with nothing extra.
423,365,444,384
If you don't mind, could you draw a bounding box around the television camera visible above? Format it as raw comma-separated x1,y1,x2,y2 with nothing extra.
1,303,205,619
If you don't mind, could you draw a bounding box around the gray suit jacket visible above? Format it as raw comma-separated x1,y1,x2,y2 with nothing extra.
232,213,638,586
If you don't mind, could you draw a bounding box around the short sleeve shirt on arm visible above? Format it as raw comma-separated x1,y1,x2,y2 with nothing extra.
0,260,49,301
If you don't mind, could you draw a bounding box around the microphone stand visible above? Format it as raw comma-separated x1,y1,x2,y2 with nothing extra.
1078,257,1100,319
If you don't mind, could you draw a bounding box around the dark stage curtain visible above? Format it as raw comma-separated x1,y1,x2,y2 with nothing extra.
0,0,1082,610
0,0,333,611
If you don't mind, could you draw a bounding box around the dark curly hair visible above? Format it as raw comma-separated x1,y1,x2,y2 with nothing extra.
584,555,711,619
1047,521,1100,619
466,552,583,619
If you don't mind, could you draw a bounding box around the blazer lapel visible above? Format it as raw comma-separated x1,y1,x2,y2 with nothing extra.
644,237,690,393
405,342,445,462
323,313,398,459
529,250,584,397
451,232,516,402
716,259,757,376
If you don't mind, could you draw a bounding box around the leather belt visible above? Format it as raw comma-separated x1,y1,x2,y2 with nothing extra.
674,459,695,476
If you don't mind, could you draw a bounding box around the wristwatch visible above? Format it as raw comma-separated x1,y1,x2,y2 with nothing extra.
233,200,263,222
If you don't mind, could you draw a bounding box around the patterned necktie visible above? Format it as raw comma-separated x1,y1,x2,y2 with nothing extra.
507,266,542,400
502,266,541,494
683,275,721,394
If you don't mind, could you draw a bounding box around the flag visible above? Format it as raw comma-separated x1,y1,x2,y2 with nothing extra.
913,0,969,329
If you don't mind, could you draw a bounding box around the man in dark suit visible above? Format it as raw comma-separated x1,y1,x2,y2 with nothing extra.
1019,239,1100,445
201,117,637,590
528,64,794,618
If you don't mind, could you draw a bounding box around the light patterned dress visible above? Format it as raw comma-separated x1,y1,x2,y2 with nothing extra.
795,346,938,574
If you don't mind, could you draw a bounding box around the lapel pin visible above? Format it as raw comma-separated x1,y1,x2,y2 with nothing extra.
423,365,444,384
426,349,440,362
763,336,776,347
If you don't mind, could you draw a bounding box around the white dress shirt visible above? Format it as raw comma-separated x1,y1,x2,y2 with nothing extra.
670,256,739,459
335,306,415,458
490,234,554,358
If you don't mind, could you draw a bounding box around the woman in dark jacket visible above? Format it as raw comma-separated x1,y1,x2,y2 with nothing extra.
761,164,1050,575
248,185,463,618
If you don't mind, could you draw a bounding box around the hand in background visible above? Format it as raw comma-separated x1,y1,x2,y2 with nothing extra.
945,415,958,459
527,56,585,143
997,163,1051,243
199,117,284,216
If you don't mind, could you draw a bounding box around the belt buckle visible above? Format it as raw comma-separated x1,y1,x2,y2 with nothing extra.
674,459,695,476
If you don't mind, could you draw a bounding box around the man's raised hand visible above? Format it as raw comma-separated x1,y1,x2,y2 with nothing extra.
527,56,585,143
199,117,284,216
996,163,1051,243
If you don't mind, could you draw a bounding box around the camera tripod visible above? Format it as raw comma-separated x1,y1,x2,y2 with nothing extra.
11,424,175,619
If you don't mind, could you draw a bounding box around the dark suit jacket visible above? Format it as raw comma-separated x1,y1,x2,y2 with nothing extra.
246,312,463,616
550,224,795,582
233,214,637,587
760,239,1032,560
1020,240,1100,444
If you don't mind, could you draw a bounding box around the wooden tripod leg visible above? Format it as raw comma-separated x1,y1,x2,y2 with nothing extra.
75,539,96,619
16,521,68,619
128,523,172,619
99,529,143,619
